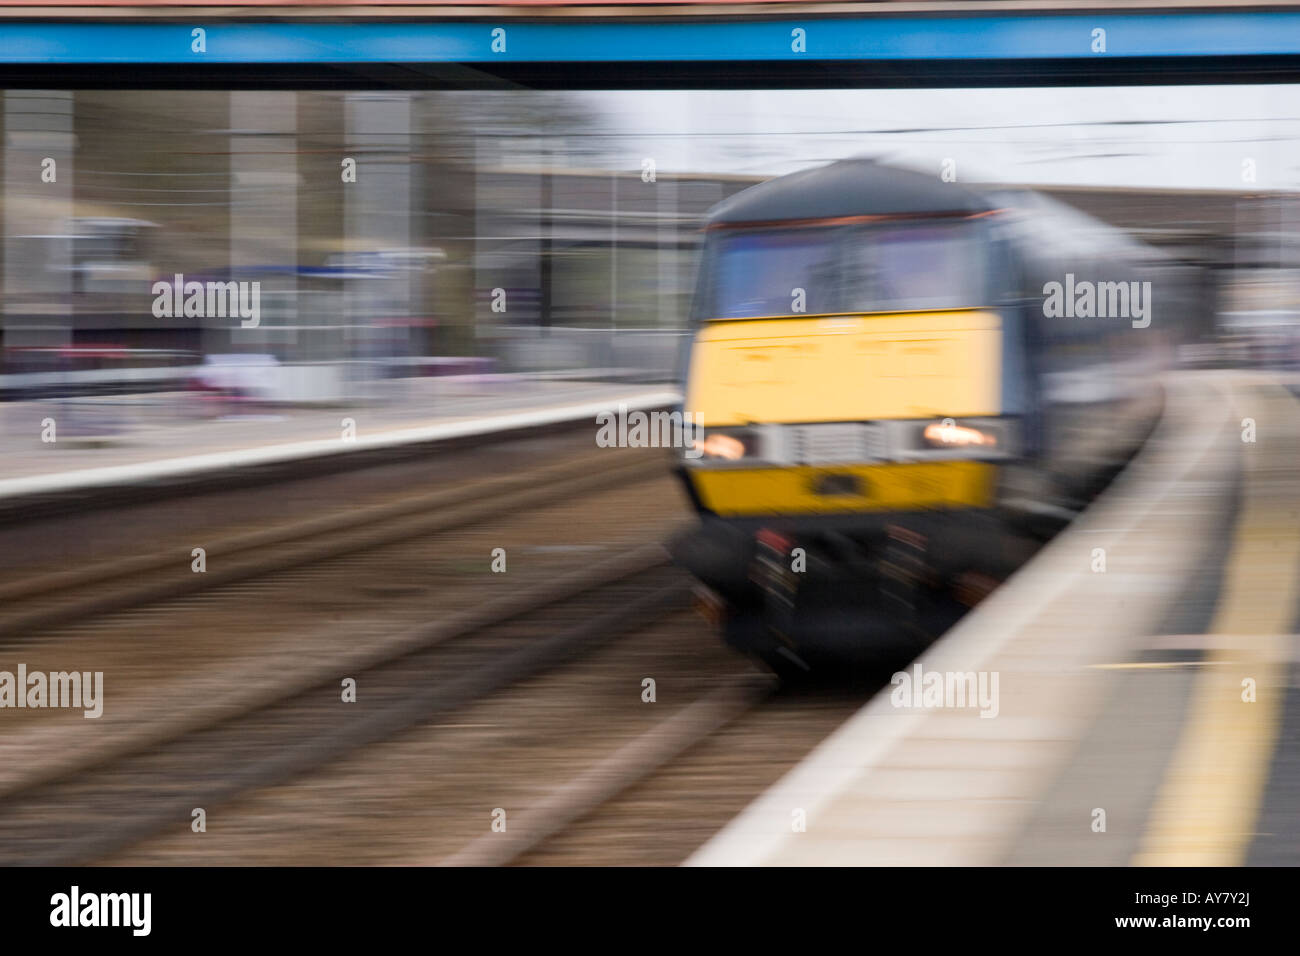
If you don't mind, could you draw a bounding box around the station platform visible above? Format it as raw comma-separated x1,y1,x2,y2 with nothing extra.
690,370,1300,867
0,376,679,502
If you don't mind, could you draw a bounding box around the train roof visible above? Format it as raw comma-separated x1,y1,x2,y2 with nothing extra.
705,158,996,227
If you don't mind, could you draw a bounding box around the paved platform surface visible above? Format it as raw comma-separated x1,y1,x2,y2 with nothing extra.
0,377,679,498
690,371,1300,866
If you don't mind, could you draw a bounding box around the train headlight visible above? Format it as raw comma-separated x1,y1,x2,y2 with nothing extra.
689,429,758,461
921,418,1002,450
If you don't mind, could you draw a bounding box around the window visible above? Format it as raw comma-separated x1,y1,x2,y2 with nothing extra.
708,228,842,318
842,221,985,313
701,219,986,319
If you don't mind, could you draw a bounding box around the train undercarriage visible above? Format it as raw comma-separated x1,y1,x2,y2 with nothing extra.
671,506,1052,678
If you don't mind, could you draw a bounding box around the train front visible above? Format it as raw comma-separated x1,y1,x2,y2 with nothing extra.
673,161,1030,674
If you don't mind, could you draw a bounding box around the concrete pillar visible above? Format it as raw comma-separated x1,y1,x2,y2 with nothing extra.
228,91,297,344
345,92,413,395
4,90,74,352
474,135,542,371
658,176,679,330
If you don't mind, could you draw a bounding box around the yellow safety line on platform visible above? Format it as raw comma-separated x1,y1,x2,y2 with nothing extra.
1089,661,1225,670
1133,384,1298,867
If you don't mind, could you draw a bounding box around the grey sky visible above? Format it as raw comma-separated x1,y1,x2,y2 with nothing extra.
582,86,1300,190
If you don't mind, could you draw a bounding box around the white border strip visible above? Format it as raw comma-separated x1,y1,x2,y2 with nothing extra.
686,375,1232,866
0,389,681,501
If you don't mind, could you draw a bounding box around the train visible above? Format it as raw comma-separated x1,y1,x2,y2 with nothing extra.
671,157,1199,675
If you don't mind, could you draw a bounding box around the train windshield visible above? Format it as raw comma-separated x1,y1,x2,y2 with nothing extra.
701,218,986,319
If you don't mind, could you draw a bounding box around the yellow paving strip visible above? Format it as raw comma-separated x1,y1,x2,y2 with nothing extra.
1133,384,1299,866
1089,661,1226,670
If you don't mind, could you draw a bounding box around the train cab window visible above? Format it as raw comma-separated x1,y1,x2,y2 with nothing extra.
842,221,986,313
700,218,987,319
707,228,841,318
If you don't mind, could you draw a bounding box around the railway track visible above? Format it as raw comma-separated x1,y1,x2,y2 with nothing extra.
0,543,688,866
437,673,776,867
0,447,661,644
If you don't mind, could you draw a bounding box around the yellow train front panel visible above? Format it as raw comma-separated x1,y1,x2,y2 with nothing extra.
682,309,1006,517
690,461,998,517
685,310,1003,426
